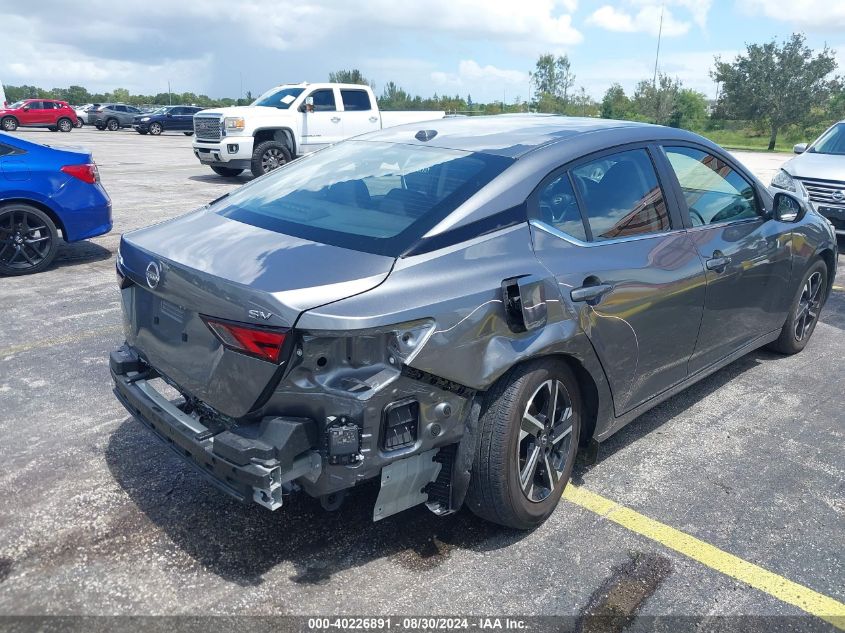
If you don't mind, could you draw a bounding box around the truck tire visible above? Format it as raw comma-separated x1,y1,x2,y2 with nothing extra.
251,140,291,178
465,359,581,530
210,166,244,178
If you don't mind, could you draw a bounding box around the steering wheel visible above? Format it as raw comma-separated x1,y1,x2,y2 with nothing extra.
710,203,747,225
689,209,705,227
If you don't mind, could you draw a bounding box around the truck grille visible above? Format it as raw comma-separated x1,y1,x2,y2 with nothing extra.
796,177,845,209
194,117,222,140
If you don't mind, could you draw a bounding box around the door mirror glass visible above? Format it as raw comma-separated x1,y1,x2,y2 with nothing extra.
793,143,808,154
772,192,805,223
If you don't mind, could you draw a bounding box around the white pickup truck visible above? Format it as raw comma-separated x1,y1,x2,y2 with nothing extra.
191,82,446,178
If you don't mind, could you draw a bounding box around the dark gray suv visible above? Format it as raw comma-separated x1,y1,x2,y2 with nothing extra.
111,116,836,529
92,103,142,130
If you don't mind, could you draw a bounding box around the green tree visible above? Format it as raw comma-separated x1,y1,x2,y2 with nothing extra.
712,33,837,150
531,53,575,111
669,88,708,129
328,69,370,85
633,73,681,126
600,83,634,120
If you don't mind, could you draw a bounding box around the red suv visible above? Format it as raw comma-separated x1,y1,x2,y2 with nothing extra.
0,99,79,133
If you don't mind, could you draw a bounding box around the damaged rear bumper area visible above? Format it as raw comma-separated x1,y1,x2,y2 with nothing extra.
110,346,322,510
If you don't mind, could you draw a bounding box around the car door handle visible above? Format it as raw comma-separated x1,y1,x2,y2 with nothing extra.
570,283,613,303
705,254,731,272
331,116,341,123
369,116,378,123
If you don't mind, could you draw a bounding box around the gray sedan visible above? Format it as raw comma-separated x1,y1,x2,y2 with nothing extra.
111,116,836,529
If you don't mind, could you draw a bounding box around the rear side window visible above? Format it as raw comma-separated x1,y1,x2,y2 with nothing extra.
664,146,760,226
341,89,372,111
27,102,43,110
571,149,670,241
533,173,587,241
309,89,336,112
0,143,23,157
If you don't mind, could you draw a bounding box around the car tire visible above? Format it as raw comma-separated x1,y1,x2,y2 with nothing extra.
0,204,60,276
1,117,18,132
768,259,828,355
57,118,73,132
183,131,193,136
137,130,148,135
210,166,244,178
149,122,163,136
48,127,58,132
106,118,119,131
96,124,105,130
251,140,291,178
465,359,581,530
74,118,83,128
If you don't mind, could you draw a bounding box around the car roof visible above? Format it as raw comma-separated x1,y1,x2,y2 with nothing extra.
356,114,701,158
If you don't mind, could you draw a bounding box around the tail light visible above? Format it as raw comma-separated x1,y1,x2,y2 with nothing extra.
61,163,100,184
202,317,288,363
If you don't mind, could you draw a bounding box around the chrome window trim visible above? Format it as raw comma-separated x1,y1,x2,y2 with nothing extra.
529,218,680,247
683,217,764,232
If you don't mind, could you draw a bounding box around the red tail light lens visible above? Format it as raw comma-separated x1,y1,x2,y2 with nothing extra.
203,318,288,363
61,163,99,184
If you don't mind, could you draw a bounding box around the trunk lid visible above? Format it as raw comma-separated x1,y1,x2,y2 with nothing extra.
119,209,394,417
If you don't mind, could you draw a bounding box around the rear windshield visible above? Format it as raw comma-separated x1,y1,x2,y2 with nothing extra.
811,123,845,155
213,140,513,256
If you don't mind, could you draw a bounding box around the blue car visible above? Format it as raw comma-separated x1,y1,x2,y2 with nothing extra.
0,132,112,275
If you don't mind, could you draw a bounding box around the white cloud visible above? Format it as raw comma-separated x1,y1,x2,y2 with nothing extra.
431,60,529,96
587,4,692,37
740,0,845,31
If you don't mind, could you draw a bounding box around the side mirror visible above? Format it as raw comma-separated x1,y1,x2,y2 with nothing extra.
166,113,173,117
301,96,314,113
793,143,807,154
22,106,29,111
772,192,806,223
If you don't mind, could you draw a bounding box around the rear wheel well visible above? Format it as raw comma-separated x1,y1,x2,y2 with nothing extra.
253,128,295,155
0,198,67,240
493,353,600,446
818,248,836,300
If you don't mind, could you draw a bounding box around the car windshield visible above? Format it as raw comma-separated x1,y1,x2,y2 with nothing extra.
213,140,513,256
811,123,845,155
8,101,24,109
252,87,305,109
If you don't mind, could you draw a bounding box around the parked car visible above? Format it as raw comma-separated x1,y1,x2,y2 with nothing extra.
112,116,835,529
0,99,78,132
192,82,444,178
74,103,99,126
772,120,845,236
91,104,142,130
0,132,111,275
134,105,204,135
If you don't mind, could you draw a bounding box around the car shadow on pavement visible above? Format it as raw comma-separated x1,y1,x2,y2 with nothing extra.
187,174,251,185
105,419,526,587
572,349,778,483
51,240,112,269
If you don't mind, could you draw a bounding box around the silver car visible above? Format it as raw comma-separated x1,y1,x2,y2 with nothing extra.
111,116,836,529
772,120,845,235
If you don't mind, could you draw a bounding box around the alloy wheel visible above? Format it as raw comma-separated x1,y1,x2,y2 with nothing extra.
516,379,574,503
0,209,53,271
261,148,286,173
2,118,17,131
59,119,72,132
794,271,823,342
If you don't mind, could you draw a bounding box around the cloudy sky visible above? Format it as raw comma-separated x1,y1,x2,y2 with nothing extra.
4,0,844,103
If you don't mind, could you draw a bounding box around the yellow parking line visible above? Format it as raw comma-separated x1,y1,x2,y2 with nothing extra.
0,325,122,357
563,485,845,629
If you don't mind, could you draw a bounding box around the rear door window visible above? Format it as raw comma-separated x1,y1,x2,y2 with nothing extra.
571,149,671,241
531,173,588,241
663,146,761,226
341,90,372,111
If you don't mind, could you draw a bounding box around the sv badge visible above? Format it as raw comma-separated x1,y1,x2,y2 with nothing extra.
248,309,273,320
